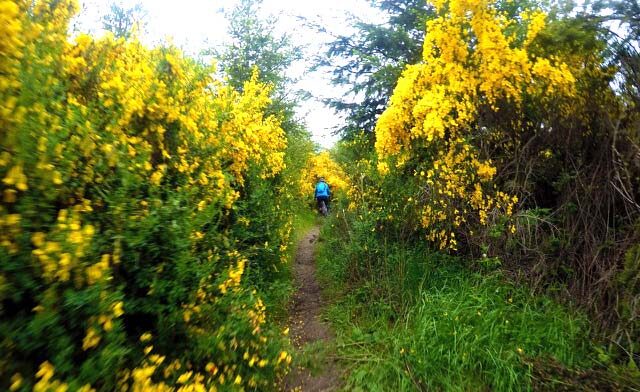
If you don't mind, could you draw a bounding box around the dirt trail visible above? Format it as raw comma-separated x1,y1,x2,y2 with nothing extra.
284,226,340,392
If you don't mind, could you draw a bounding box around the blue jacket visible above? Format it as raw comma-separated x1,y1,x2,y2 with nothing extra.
315,181,330,198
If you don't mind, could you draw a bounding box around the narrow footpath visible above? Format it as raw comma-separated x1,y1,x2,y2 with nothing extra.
284,226,340,392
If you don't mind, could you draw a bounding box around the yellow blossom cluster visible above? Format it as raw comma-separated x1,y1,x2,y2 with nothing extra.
299,151,349,199
218,251,247,294
1,0,293,390
31,208,95,283
277,218,294,262
0,0,24,132
374,0,575,249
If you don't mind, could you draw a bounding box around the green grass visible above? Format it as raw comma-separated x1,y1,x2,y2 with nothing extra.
315,223,608,391
261,208,317,323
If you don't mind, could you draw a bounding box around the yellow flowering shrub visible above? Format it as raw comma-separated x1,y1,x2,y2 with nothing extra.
374,0,575,249
299,151,349,199
0,0,296,390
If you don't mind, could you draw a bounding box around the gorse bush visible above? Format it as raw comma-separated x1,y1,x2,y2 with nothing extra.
374,0,574,251
333,0,640,363
299,151,349,201
0,1,301,390
3,0,640,389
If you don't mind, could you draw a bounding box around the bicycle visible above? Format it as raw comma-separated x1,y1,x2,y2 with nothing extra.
318,199,328,217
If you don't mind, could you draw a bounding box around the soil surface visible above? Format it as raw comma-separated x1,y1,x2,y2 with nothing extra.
283,226,340,392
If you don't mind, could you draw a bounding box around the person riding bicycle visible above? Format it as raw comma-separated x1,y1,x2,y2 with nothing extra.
314,176,331,214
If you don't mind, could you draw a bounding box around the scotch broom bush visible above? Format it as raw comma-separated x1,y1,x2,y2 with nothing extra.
298,151,349,201
0,1,300,390
374,0,575,251
322,0,640,386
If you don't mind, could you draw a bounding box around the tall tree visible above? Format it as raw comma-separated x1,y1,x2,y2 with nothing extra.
101,1,147,39
323,0,434,139
217,0,303,134
597,0,640,108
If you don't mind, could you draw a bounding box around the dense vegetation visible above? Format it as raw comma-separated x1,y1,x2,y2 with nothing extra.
0,0,315,390
318,0,640,389
1,0,639,390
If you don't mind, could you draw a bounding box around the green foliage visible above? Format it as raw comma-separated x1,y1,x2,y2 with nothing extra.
323,0,433,138
332,0,640,364
215,0,303,134
615,245,640,357
315,209,629,390
0,2,310,389
101,1,147,39
218,0,299,90
325,0,640,387
594,0,640,110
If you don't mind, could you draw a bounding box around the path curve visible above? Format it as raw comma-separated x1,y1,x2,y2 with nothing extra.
284,226,340,392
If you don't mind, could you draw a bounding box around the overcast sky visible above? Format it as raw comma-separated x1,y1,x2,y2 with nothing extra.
74,0,387,149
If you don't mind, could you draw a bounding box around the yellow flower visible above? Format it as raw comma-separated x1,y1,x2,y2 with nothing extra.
205,362,218,375
150,169,164,185
476,162,497,181
377,161,390,176
77,384,95,392
32,232,46,247
277,350,288,364
112,301,124,317
99,315,113,332
82,328,100,350
36,361,55,381
3,188,17,203
177,371,192,384
2,164,28,191
9,373,22,391
53,170,63,185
